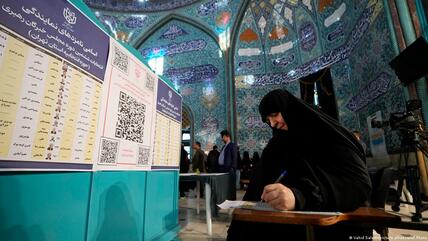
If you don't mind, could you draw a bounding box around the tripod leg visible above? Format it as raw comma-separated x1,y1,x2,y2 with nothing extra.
406,166,423,222
416,145,428,198
402,181,413,203
392,173,404,212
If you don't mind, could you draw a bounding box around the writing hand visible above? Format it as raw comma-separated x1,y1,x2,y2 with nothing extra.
261,183,296,211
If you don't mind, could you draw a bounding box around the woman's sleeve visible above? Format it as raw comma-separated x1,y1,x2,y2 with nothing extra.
241,160,265,201
289,177,325,211
288,144,371,212
322,144,372,211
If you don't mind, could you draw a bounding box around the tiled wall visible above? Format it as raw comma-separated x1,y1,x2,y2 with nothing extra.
233,0,405,154
86,0,406,155
344,8,405,153
138,20,227,151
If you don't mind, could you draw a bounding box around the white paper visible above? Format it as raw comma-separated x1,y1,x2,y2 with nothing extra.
218,200,343,215
218,200,277,211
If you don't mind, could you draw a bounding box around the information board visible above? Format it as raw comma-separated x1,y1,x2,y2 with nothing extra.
0,0,182,171
0,0,108,170
152,79,182,169
93,39,158,170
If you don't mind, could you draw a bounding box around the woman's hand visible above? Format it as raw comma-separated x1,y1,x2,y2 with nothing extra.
261,183,296,211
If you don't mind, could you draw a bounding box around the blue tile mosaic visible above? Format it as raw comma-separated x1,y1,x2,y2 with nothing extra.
197,0,224,16
164,64,219,84
235,2,375,88
89,0,242,45
345,72,393,112
140,39,207,57
237,60,262,71
92,12,162,43
330,59,360,130
272,54,295,67
234,8,266,76
345,7,405,153
137,19,227,150
299,21,318,51
243,115,267,129
159,25,188,40
327,23,345,43
234,0,405,155
124,16,146,28
85,0,203,12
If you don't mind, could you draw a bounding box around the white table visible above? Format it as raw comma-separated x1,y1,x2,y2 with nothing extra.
179,173,230,235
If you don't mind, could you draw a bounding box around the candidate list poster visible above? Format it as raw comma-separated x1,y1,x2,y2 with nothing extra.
94,39,157,170
152,79,182,169
0,0,109,170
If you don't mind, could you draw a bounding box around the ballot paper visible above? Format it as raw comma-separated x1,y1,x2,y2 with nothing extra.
217,200,277,211
218,200,343,215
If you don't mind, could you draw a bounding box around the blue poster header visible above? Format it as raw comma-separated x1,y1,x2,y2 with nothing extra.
156,79,182,123
0,0,109,80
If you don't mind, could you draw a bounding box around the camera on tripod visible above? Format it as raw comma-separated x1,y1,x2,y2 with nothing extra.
371,100,425,138
370,99,428,221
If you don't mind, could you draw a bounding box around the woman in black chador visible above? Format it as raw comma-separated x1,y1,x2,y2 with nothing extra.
227,89,372,241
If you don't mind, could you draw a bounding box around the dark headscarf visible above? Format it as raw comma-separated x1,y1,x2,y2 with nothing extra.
259,89,365,161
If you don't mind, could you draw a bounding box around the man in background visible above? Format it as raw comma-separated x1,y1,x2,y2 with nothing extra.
192,141,206,173
219,130,238,199
179,144,190,197
180,144,189,173
207,145,220,173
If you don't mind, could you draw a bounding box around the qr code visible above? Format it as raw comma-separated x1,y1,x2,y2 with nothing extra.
146,72,155,91
115,91,146,143
137,146,150,166
99,138,119,164
113,46,129,73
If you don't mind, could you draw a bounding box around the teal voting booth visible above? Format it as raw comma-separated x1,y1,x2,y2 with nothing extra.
0,0,181,240
0,171,180,241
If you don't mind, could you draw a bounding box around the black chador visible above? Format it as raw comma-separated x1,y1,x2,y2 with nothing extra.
227,89,372,241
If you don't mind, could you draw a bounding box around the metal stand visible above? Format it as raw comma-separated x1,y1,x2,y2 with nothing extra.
392,133,428,222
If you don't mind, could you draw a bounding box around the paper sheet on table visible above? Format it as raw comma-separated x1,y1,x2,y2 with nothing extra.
218,200,343,215
217,200,277,211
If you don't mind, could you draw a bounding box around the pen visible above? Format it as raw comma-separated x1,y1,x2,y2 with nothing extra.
274,170,288,183
261,170,288,202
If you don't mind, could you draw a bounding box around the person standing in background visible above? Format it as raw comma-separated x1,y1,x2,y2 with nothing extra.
180,144,189,173
192,142,206,173
240,151,252,180
207,145,220,173
252,151,260,167
179,144,190,197
219,130,238,200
